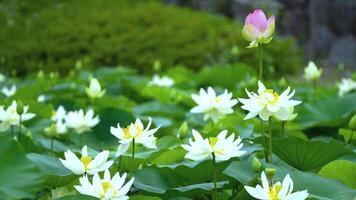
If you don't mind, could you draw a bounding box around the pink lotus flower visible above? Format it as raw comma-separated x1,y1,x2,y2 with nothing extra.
242,9,275,48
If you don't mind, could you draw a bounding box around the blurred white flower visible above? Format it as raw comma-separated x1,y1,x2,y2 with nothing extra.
47,106,68,135
85,78,106,99
0,100,35,132
245,171,308,200
239,81,301,121
181,129,245,162
65,109,100,134
59,145,113,175
1,85,16,97
45,120,68,135
338,78,356,96
74,169,134,200
0,73,5,82
304,61,322,81
110,117,159,157
191,87,238,123
52,106,67,122
37,94,46,103
149,75,174,87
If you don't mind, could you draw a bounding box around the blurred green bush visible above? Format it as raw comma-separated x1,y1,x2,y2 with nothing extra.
0,0,301,75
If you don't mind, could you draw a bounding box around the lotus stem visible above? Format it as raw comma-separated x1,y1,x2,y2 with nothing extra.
260,119,268,162
258,45,263,81
212,153,218,200
118,155,122,172
50,137,54,155
18,114,22,139
130,139,135,176
268,117,273,163
281,121,286,137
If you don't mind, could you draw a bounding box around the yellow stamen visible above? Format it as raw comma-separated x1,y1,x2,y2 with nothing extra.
214,97,221,103
101,182,111,193
80,156,92,171
268,184,282,200
208,137,218,147
123,124,143,139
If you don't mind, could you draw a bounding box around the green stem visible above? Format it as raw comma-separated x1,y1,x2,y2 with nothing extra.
18,114,22,139
50,137,54,155
118,155,122,172
349,130,354,144
130,139,135,176
79,134,82,146
268,117,273,163
11,125,14,138
281,121,285,137
258,45,263,81
260,119,268,162
212,153,218,200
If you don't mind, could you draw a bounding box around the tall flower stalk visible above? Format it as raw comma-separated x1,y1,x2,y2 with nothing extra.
130,139,135,177
212,152,217,200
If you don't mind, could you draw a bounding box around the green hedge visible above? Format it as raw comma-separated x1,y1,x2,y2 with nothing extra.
0,0,301,75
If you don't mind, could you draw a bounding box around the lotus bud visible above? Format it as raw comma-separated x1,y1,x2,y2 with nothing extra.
17,100,24,115
242,9,275,48
349,114,356,130
304,61,322,81
252,157,262,172
177,121,188,138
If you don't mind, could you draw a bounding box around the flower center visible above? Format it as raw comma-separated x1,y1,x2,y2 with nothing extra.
214,97,221,103
101,182,111,193
262,89,279,104
123,124,143,139
268,184,282,200
80,156,92,171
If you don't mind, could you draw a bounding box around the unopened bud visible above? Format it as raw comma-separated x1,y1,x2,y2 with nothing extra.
178,122,188,138
252,157,262,172
17,100,24,115
349,114,356,130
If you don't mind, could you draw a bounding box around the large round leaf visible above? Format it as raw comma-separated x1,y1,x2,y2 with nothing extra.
0,135,43,199
272,137,353,170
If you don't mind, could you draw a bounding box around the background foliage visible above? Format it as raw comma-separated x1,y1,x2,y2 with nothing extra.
0,0,301,75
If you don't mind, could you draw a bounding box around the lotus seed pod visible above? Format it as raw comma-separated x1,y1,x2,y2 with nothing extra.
265,168,277,181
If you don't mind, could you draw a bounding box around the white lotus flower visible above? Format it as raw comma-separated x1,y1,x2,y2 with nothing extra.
85,78,106,99
65,109,100,134
304,61,322,81
181,129,245,162
149,75,174,87
338,78,356,96
59,145,113,175
0,100,35,132
75,169,134,200
110,117,159,157
1,85,16,97
239,81,302,121
245,171,308,200
191,87,238,123
47,106,68,135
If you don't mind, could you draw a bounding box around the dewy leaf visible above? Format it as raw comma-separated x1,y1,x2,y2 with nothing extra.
298,94,356,129
0,135,43,199
319,160,356,189
272,136,353,170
